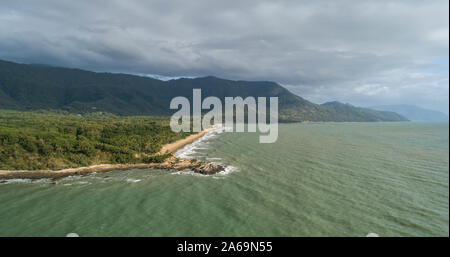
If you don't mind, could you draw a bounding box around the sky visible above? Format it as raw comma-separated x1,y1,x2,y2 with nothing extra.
0,0,448,114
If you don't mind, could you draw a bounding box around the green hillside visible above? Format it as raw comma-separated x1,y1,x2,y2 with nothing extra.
322,101,408,122
0,59,408,122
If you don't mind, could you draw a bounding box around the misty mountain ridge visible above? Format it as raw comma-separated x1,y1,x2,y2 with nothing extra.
321,101,408,122
370,105,448,122
0,59,408,122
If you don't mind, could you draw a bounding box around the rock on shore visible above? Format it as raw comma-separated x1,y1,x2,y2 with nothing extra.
192,162,224,175
162,157,224,175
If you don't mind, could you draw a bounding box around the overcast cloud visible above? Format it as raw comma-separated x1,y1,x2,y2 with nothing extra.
0,0,448,113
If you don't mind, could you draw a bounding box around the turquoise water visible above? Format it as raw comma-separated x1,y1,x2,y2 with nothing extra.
0,122,448,236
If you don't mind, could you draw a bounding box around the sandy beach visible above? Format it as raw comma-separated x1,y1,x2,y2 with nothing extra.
157,127,215,155
0,127,221,180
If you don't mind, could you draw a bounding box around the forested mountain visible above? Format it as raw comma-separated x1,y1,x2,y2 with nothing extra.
371,105,448,122
321,101,408,122
0,59,407,122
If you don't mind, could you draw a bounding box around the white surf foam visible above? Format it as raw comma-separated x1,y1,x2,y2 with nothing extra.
126,178,141,183
0,178,53,184
206,157,222,161
172,125,238,177
175,125,224,159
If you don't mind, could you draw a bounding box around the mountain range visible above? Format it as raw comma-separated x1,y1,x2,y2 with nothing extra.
371,105,448,122
0,59,408,122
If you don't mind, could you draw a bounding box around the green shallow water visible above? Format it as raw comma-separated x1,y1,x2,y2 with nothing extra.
0,122,448,236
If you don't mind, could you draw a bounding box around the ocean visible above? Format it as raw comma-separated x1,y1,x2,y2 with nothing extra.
0,122,448,236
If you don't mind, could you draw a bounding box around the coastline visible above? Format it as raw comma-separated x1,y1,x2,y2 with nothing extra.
157,127,215,155
0,127,222,180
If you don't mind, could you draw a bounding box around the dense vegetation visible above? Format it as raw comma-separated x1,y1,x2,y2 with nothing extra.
0,110,190,170
370,104,448,122
320,101,408,122
0,59,407,122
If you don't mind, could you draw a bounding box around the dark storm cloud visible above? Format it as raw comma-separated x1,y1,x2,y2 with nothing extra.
0,0,448,113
